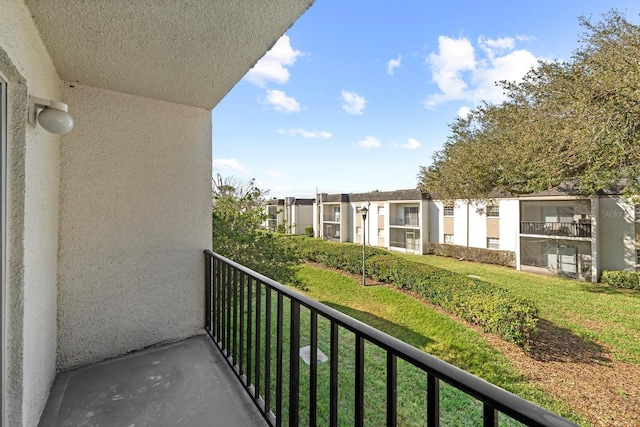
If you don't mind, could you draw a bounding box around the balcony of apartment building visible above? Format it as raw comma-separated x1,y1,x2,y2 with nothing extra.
519,200,593,280
388,204,422,253
519,200,592,239
322,204,342,241
41,251,577,426
322,204,342,223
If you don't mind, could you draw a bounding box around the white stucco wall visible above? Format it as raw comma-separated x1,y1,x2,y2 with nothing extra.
427,200,440,243
467,203,486,248
452,202,469,246
57,84,211,369
499,200,519,251
598,197,635,271
1,1,62,425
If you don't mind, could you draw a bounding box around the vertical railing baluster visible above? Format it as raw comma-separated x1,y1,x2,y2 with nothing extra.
226,265,233,357
276,293,284,427
205,252,211,334
427,373,439,427
215,257,222,341
247,277,253,387
309,311,318,427
255,280,262,400
483,403,498,427
232,267,238,366
221,263,228,352
289,300,301,427
386,352,397,426
264,287,272,415
329,321,339,427
239,271,245,376
355,335,364,427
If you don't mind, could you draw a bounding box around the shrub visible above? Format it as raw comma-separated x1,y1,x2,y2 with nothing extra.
304,226,314,237
286,237,538,346
601,270,640,290
428,243,516,267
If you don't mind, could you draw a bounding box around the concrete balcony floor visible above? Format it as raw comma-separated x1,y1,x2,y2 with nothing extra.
39,334,267,427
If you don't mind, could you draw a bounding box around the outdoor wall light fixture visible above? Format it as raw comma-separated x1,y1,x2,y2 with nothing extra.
28,96,74,134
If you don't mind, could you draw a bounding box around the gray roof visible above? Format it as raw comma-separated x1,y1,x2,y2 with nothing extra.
320,189,430,203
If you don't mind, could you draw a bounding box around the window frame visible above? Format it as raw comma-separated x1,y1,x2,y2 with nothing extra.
487,237,500,249
443,204,454,217
486,205,499,217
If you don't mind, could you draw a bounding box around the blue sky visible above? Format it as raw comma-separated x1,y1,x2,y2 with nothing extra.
212,0,640,199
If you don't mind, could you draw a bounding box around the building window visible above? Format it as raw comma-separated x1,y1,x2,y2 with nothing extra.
486,205,499,217
404,206,419,226
333,206,340,222
443,204,454,217
487,237,500,249
444,234,454,244
637,249,640,265
378,206,384,215
635,205,640,221
378,228,384,237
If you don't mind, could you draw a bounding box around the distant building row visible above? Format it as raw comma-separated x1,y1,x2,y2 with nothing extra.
265,186,640,282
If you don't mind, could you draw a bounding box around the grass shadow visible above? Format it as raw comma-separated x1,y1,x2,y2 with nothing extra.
576,283,626,295
320,301,434,350
528,319,610,364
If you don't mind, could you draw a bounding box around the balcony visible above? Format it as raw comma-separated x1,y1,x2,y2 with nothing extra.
389,217,420,227
322,214,340,223
520,221,591,238
39,335,267,426
205,251,576,426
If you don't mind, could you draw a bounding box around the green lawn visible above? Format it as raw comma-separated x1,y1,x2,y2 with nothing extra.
396,254,640,365
293,264,583,424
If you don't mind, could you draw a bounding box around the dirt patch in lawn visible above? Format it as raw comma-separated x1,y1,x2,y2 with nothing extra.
307,263,640,426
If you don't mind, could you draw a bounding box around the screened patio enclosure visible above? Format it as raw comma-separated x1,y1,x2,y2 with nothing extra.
520,237,592,280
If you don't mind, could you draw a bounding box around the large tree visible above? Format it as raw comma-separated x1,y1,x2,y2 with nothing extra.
212,174,301,287
418,11,640,201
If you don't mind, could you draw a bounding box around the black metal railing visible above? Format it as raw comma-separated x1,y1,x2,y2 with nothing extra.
520,221,591,238
389,218,420,227
205,250,576,427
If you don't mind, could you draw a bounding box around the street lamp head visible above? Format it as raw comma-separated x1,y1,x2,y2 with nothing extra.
360,206,368,220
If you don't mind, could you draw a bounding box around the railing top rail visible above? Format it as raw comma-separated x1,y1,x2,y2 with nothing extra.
205,250,576,427
520,221,590,224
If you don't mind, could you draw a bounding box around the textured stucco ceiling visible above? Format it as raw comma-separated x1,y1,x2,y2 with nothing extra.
24,0,314,109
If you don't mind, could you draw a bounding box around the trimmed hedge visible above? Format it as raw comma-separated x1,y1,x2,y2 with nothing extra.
287,237,538,346
601,270,640,290
428,243,516,267
304,226,314,237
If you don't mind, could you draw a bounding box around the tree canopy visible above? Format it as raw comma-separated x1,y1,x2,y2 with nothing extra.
212,174,302,287
418,11,640,201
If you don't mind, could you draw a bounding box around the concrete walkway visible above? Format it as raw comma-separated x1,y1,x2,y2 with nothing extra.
39,334,267,427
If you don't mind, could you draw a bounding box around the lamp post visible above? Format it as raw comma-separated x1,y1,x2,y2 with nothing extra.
360,206,368,286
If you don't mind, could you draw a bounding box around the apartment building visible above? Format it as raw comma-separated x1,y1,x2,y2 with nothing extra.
314,190,431,254
312,186,638,282
264,197,314,234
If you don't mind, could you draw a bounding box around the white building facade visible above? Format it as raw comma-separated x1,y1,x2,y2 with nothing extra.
313,188,639,283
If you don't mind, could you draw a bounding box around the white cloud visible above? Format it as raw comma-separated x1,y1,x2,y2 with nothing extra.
265,89,301,113
245,35,302,87
358,136,381,148
386,54,402,75
478,36,515,59
424,34,540,108
401,137,421,150
212,158,249,175
266,170,284,179
457,106,472,118
341,90,367,115
278,128,332,139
